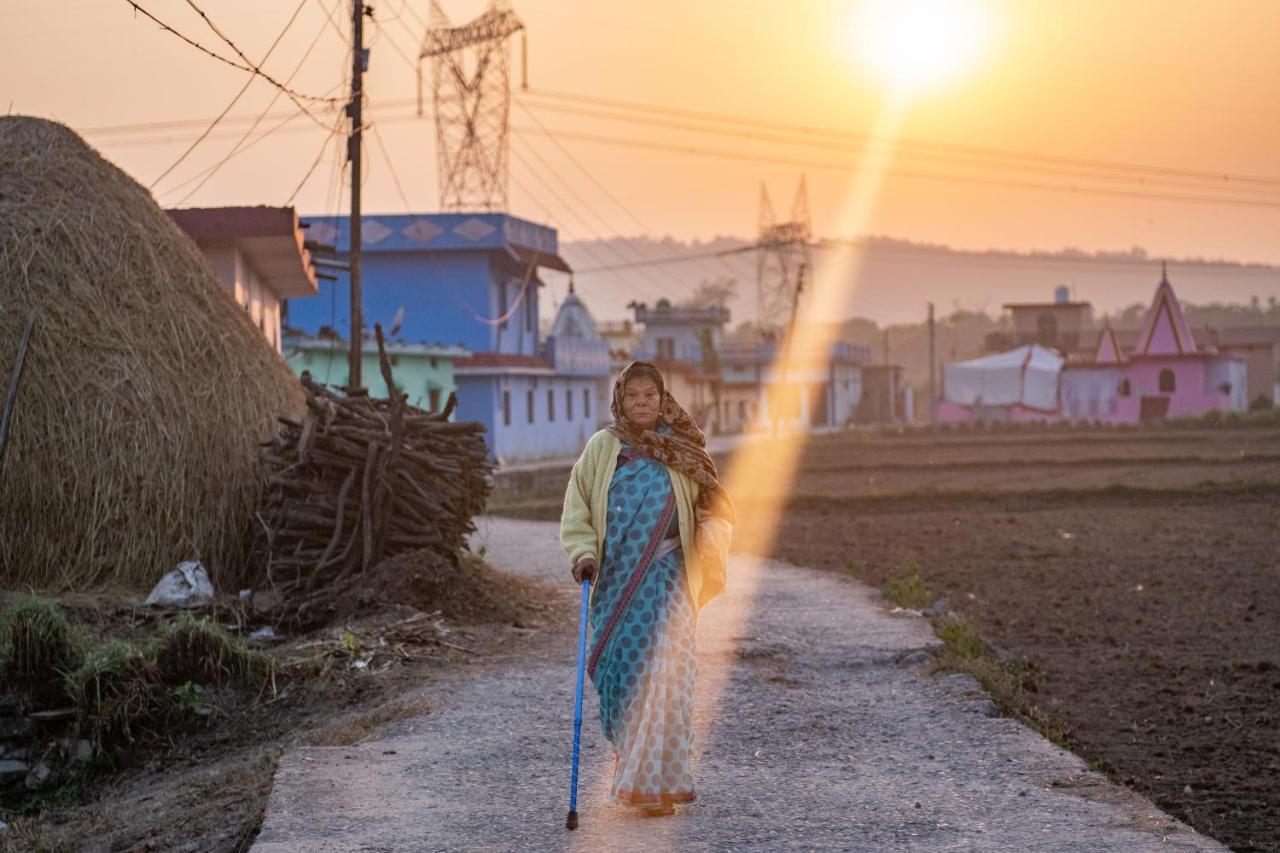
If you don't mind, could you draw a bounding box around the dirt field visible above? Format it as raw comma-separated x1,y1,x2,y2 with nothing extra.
490,424,1280,853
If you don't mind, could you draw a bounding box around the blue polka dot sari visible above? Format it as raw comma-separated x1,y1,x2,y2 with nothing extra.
586,436,698,809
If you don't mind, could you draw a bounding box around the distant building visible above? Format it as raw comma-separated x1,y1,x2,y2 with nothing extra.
1063,269,1245,421
857,364,909,424
938,268,1247,423
542,282,613,444
720,339,871,431
998,285,1094,358
282,333,468,412
167,206,318,352
597,319,639,361
630,300,729,432
287,212,608,463
1112,324,1280,408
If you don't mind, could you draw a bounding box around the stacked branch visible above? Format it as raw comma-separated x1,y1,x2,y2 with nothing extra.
254,325,491,627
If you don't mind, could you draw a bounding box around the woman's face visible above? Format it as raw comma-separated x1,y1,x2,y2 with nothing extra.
621,375,661,430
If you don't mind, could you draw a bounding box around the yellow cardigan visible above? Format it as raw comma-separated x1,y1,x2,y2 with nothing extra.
559,429,731,612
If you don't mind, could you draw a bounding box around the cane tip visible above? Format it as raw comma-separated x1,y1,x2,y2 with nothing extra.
566,810,578,830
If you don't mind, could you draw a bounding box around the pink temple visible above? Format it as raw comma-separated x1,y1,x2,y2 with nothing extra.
938,266,1246,424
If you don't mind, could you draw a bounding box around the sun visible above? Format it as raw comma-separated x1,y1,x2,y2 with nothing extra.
848,0,993,96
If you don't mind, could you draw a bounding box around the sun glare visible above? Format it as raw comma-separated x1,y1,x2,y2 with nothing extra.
848,0,992,95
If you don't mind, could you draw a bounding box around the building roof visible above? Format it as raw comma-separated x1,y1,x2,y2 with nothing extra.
453,352,554,375
1092,324,1126,364
632,302,731,326
549,284,599,339
649,358,719,382
1002,301,1093,310
1132,266,1198,356
300,212,571,273
282,333,470,359
167,206,318,298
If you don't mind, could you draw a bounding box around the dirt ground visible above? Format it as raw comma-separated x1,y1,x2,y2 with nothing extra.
491,424,1280,853
0,562,564,853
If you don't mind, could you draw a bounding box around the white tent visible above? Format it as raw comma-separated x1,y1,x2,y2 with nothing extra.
943,344,1063,411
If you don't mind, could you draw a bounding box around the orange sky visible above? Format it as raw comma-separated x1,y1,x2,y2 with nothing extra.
5,0,1279,274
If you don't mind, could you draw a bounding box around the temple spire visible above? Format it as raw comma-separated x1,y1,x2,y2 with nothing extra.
1161,260,1169,284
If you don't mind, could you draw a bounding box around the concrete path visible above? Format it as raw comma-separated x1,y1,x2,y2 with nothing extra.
253,517,1224,852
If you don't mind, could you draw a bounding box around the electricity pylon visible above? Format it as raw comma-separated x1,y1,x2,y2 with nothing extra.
420,1,524,211
756,176,812,331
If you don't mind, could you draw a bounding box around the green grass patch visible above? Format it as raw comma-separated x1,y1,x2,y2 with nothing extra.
928,610,1073,749
0,594,83,704
62,638,166,748
884,558,930,610
156,612,272,688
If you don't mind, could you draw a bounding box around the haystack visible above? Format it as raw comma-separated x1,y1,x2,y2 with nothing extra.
0,116,304,591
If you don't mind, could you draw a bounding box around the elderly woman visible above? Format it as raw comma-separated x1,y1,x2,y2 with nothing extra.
560,360,734,816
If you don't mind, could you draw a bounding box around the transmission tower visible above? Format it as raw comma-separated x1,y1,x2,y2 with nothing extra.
756,176,812,331
420,1,524,211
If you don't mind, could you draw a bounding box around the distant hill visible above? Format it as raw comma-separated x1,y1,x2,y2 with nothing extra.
560,234,1280,329
559,234,1280,392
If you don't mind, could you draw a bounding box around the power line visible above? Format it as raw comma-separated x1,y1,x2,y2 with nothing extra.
169,6,340,203
507,142,671,302
505,162,666,304
287,128,342,204
369,123,414,211
515,97,1280,200
151,0,311,191
120,0,343,107
572,242,762,274
505,123,1280,212
165,107,310,199
508,130,686,296
513,98,695,294
520,87,1280,190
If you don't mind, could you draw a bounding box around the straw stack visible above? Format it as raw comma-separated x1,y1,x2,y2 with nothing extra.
0,117,304,591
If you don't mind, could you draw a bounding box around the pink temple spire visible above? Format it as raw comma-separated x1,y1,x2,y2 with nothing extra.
1132,264,1197,356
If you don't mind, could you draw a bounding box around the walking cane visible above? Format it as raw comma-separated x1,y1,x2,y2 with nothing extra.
566,577,591,830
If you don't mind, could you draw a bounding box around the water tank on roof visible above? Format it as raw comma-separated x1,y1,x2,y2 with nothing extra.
1054,285,1070,304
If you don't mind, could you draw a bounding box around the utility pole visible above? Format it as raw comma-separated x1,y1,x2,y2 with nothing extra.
883,326,892,424
347,1,369,389
927,302,936,424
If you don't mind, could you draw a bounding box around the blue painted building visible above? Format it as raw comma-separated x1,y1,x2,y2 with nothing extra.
288,212,609,463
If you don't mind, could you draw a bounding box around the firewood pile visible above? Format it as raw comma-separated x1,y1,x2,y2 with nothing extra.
254,325,492,627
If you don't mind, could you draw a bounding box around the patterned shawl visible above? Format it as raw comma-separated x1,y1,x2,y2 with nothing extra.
606,361,735,523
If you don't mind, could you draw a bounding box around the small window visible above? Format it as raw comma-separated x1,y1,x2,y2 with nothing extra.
429,357,438,369
566,389,574,420
739,400,747,420
547,388,555,422
1158,369,1176,393
390,355,400,366
527,389,535,423
428,388,441,412
583,388,591,419
502,390,511,426
1118,378,1131,397
656,337,675,361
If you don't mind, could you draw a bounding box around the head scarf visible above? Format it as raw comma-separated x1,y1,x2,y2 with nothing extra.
607,361,735,523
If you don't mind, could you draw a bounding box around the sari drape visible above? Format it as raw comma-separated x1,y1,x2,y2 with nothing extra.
587,442,697,807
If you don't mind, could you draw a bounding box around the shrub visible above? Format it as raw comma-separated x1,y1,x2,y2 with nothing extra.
63,639,165,747
155,612,270,688
0,594,83,703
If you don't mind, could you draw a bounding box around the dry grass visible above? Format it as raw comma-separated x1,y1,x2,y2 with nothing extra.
0,116,304,592
307,695,433,747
